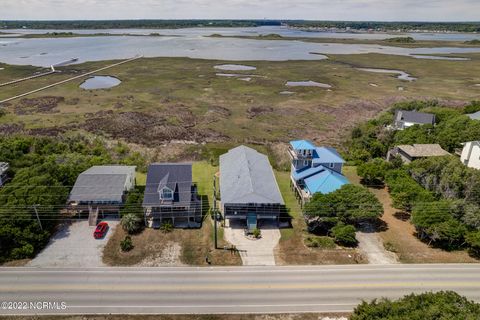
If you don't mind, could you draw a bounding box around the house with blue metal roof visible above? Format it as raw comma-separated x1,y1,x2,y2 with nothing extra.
288,140,349,204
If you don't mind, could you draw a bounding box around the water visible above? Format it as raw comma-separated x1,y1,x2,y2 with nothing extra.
1,27,480,67
214,64,257,71
356,68,417,81
4,26,480,41
80,76,121,90
286,81,332,88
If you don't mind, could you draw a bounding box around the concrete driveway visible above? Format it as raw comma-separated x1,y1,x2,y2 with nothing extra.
28,219,119,268
223,219,280,266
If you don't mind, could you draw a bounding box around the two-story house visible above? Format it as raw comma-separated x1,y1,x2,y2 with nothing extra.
142,163,201,229
288,140,349,205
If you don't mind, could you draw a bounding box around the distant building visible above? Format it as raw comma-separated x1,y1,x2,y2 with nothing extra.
288,140,349,205
393,110,436,130
387,144,450,164
461,141,480,170
467,111,480,121
68,165,136,225
219,146,285,225
0,162,9,187
143,163,201,228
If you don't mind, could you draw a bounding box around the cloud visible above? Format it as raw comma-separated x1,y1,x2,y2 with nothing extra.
0,0,479,21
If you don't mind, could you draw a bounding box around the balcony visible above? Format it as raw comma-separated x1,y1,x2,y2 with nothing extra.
288,148,313,160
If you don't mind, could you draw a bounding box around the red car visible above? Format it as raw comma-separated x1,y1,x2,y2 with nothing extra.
94,222,109,239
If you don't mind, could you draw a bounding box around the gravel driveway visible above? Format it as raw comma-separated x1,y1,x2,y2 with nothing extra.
28,219,119,267
223,219,280,266
356,226,398,264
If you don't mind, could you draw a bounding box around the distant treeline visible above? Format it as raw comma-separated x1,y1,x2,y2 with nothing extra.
1,20,480,32
288,21,480,33
0,20,281,30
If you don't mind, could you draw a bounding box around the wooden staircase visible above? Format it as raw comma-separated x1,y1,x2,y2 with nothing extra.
88,206,99,226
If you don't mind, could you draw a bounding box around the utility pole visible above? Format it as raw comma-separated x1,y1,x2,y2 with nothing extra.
33,205,43,231
213,175,218,249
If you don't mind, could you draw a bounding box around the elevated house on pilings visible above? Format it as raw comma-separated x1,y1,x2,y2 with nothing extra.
142,163,201,229
288,140,349,206
68,165,136,225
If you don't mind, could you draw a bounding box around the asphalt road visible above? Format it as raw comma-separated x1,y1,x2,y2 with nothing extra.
1,264,480,315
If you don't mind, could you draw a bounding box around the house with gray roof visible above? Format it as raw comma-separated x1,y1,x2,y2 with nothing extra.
69,165,136,205
393,110,436,130
68,165,136,224
387,144,450,163
219,146,284,224
0,162,9,187
142,163,201,228
467,111,480,121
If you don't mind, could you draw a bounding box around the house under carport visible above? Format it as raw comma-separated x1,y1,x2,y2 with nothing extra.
219,146,285,229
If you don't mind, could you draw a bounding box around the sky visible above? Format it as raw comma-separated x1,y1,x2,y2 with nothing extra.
1,0,480,21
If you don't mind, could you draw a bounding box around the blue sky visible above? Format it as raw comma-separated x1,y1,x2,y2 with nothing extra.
2,0,479,21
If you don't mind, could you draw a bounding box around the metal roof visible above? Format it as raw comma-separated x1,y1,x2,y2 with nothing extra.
290,140,316,150
142,163,193,207
312,147,345,164
68,166,136,204
394,110,436,125
220,146,284,206
304,169,350,195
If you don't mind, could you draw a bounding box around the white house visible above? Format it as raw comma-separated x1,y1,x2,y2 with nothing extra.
461,141,480,170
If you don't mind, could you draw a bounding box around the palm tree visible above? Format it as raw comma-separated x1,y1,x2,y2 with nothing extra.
121,213,143,234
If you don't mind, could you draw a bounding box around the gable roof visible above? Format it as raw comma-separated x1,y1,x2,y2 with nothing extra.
304,169,350,195
467,111,480,120
394,110,436,125
290,140,316,150
68,165,136,204
313,147,345,164
396,144,450,157
220,146,284,205
143,163,193,207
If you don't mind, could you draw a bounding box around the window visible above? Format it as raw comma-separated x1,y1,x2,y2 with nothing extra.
329,163,335,168
160,187,173,200
304,160,309,166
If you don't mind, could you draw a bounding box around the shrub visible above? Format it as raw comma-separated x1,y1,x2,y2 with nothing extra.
304,236,336,249
351,291,480,320
121,213,143,234
120,236,133,252
465,231,480,257
161,221,173,233
252,228,261,239
331,224,357,247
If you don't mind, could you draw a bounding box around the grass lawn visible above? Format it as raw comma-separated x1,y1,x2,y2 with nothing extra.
103,161,242,266
344,166,478,263
274,170,365,265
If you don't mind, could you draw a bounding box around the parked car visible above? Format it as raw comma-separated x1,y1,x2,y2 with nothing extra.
94,222,109,239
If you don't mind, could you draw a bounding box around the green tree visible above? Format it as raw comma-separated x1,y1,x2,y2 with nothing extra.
357,158,392,185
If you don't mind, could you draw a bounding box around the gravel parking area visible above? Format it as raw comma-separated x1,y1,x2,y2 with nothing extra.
28,219,119,267
224,219,280,266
